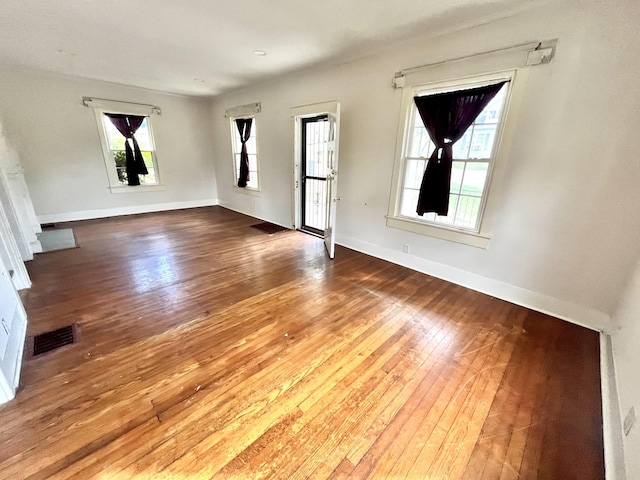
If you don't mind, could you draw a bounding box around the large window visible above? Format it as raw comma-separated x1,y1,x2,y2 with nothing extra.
230,116,259,190
101,115,159,186
387,69,523,248
399,82,509,230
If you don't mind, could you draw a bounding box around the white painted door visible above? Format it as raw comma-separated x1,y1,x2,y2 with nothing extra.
324,105,340,259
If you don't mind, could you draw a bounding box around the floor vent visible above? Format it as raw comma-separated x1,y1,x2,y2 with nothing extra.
31,324,76,356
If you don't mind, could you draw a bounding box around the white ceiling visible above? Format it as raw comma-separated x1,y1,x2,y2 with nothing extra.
0,0,542,97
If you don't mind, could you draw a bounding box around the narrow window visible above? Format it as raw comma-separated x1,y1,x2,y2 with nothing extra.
231,116,259,190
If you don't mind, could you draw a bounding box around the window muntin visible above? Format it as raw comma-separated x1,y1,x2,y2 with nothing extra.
399,82,509,231
101,114,159,186
231,117,259,190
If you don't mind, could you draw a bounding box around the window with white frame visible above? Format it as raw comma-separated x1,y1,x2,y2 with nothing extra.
387,42,554,247
101,114,159,186
230,116,259,190
387,68,523,248
86,97,163,192
399,80,509,231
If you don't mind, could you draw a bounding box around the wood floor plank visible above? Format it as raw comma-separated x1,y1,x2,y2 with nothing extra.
386,304,518,479
0,206,604,479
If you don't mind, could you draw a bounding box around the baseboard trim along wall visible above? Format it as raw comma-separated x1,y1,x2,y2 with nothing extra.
36,199,219,224
337,234,611,333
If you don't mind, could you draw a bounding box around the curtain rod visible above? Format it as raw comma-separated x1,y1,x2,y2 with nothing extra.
393,40,556,89
397,42,540,77
82,97,162,115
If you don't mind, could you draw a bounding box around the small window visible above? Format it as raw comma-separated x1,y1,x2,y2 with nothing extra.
101,115,159,186
399,82,509,231
230,116,259,190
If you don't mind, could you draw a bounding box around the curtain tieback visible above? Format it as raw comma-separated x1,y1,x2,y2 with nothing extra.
435,143,453,161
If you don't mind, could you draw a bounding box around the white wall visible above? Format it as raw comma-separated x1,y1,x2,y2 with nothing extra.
611,258,640,478
210,0,640,332
0,66,218,222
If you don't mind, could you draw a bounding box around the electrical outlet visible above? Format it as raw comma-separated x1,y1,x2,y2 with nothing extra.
402,244,410,254
624,406,636,436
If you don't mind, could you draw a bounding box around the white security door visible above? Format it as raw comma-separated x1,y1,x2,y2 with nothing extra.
324,105,340,259
291,101,341,259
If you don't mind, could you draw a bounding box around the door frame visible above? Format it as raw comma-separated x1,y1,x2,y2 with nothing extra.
290,100,340,231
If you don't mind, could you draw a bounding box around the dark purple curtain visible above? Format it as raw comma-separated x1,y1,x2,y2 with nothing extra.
236,118,253,188
105,114,148,186
413,81,506,216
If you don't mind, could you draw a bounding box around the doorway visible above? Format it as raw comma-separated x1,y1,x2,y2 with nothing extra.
291,101,340,258
300,115,329,236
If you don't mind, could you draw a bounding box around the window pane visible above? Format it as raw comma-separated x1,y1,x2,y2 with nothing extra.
433,194,459,225
411,127,433,158
305,120,329,178
115,166,127,184
454,196,482,229
246,136,257,155
104,119,126,150
135,134,152,151
104,116,153,151
234,131,241,152
248,154,257,171
400,188,419,217
111,150,157,185
247,170,258,189
304,178,327,230
452,127,472,159
140,168,156,184
404,159,425,190
469,124,497,159
450,162,464,194
113,150,126,167
475,85,506,123
112,151,127,184
460,162,488,196
141,151,154,169
135,119,152,150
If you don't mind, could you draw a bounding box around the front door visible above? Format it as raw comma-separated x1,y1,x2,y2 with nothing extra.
300,115,330,236
292,101,340,259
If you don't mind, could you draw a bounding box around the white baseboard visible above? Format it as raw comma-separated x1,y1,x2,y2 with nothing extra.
601,333,627,480
30,239,42,254
337,234,610,332
36,199,219,224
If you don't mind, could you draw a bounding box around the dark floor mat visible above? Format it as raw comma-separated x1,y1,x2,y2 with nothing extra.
250,222,290,235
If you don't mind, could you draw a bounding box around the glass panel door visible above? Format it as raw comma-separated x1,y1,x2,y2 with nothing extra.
301,115,330,235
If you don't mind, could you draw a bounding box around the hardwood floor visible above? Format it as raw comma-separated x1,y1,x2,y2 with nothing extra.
0,206,603,479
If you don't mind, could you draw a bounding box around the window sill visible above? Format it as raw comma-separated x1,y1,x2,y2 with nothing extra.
232,186,261,196
109,184,166,194
386,215,490,249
